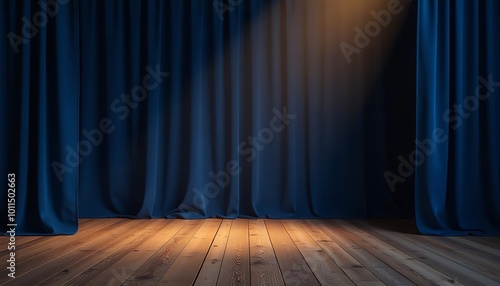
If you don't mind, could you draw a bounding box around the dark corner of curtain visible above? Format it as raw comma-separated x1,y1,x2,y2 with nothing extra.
1,0,80,235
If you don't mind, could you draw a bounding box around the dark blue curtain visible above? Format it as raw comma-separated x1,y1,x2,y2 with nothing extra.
77,0,408,220
2,0,421,235
416,0,500,235
0,0,79,234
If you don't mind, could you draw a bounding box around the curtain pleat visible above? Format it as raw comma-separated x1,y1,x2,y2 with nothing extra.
2,0,419,235
1,0,79,234
416,0,500,235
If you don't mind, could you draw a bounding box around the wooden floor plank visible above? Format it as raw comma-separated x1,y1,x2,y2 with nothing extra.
59,219,168,286
80,218,186,285
40,220,171,286
333,220,463,285
0,236,45,261
448,236,500,258
2,218,499,286
282,220,355,285
155,219,222,285
0,219,119,261
217,219,250,286
314,220,417,286
118,219,199,286
249,219,284,286
0,219,124,283
3,219,149,286
298,220,385,286
463,236,500,249
4,236,40,247
353,220,500,285
194,220,232,286
36,220,159,286
376,221,500,279
265,220,321,286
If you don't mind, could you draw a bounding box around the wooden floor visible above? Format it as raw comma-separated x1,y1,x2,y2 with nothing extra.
1,219,500,286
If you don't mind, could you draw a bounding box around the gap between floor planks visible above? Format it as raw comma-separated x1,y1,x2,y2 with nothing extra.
1,219,499,286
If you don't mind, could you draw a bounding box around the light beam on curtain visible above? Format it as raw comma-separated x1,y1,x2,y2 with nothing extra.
77,0,408,220
1,0,417,235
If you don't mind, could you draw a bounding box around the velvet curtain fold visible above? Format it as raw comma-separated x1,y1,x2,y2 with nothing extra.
77,0,408,220
2,0,420,235
416,0,500,235
0,0,79,234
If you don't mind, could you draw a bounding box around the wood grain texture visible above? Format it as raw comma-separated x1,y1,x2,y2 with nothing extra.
298,220,385,286
217,219,250,286
332,220,458,285
265,219,321,285
0,219,120,266
116,219,202,286
313,220,417,286
282,220,354,285
352,220,500,285
249,219,284,286
156,219,221,285
194,220,232,286
4,219,148,286
84,219,193,285
1,218,499,286
58,219,167,286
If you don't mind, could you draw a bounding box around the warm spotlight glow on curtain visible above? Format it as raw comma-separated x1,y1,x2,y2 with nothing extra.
1,0,416,235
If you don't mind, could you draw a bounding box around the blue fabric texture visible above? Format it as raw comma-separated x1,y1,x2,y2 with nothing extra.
1,0,79,234
2,0,499,235
75,0,406,221
416,0,500,235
